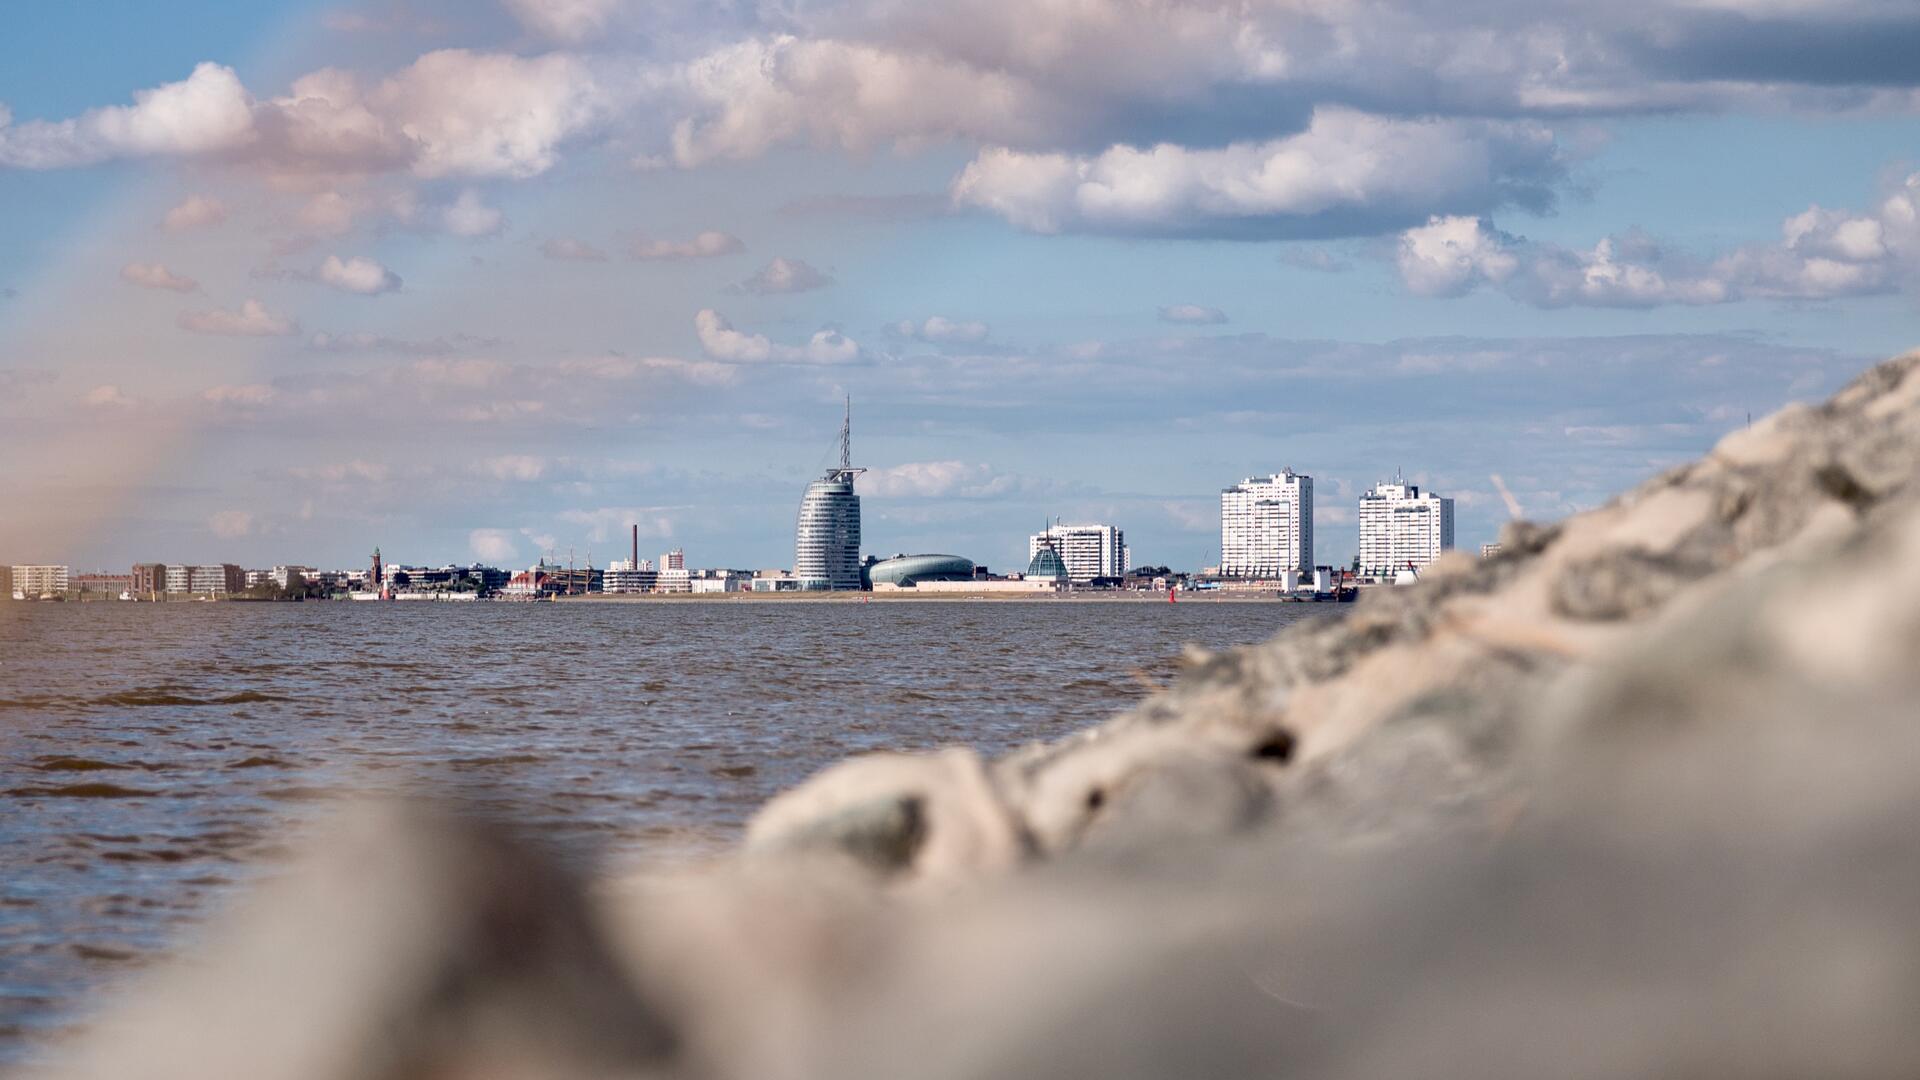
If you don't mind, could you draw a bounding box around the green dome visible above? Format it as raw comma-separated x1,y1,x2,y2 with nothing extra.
1026,546,1068,581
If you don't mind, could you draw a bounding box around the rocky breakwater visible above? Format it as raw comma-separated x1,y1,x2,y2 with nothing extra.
42,354,1920,1080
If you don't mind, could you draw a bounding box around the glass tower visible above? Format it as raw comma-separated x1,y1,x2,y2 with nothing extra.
794,400,865,590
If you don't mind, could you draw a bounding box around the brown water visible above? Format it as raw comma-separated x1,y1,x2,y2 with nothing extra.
0,599,1337,1061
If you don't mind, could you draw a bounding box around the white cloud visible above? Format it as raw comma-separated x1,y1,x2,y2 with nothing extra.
209,510,256,538
694,309,859,364
83,385,136,409
296,191,360,237
861,461,1015,498
441,189,505,237
202,384,278,406
0,63,253,168
540,237,608,261
735,256,832,294
1398,172,1920,307
468,528,521,563
120,262,199,292
479,455,548,481
891,315,990,343
178,299,297,337
503,0,622,43
252,51,606,179
162,194,227,232
953,108,1562,237
556,506,675,544
1158,304,1226,325
1397,216,1523,298
317,254,403,295
628,230,744,260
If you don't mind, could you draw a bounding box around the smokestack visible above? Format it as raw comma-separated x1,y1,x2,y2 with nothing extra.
631,524,638,568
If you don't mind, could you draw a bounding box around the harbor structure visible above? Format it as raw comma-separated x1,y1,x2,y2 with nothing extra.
794,399,865,590
1027,523,1127,582
1357,480,1454,576
1221,470,1314,578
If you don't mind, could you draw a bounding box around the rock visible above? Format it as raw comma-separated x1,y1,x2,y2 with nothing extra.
48,801,676,1080
745,747,1029,884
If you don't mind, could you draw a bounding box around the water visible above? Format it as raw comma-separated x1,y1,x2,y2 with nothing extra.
0,599,1336,1060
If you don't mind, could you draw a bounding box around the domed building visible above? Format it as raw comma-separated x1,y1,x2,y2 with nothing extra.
866,554,975,588
1026,542,1069,583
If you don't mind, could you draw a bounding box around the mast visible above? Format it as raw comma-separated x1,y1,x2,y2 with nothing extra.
840,396,851,473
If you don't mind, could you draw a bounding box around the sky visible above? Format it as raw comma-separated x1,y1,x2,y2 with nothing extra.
2,0,1918,574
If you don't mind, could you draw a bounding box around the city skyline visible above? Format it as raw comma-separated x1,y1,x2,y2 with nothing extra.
3,2,1912,574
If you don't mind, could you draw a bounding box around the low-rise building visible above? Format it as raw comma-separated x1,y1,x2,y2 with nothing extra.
691,568,748,591
1480,542,1503,559
602,559,658,594
73,573,133,596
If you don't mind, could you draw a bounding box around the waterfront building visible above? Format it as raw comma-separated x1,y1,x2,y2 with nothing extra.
867,554,976,588
1027,524,1126,582
656,555,692,593
1025,538,1070,583
271,565,316,589
11,565,70,598
689,570,751,593
503,568,549,597
74,573,133,596
1357,480,1455,576
131,563,166,597
602,559,658,594
159,564,242,595
1480,543,1503,559
1221,470,1314,578
794,400,865,590
751,571,803,592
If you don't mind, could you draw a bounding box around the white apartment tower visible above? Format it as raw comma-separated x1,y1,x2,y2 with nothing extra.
1028,523,1126,582
1357,480,1455,576
1221,471,1313,578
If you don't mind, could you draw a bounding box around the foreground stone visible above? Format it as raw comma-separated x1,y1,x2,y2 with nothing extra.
41,354,1920,1078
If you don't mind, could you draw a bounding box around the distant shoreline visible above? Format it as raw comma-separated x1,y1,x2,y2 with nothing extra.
554,591,1342,604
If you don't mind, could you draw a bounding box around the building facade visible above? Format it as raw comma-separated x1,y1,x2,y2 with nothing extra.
73,573,133,596
10,565,70,597
1027,524,1126,582
602,559,658,594
1221,470,1314,578
794,401,865,591
1357,481,1455,576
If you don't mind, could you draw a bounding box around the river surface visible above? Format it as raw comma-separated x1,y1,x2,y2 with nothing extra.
0,599,1336,1062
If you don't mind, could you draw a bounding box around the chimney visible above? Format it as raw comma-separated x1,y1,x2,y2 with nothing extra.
631,524,638,568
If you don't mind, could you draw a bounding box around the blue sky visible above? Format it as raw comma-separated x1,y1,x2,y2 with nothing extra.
2,0,1918,573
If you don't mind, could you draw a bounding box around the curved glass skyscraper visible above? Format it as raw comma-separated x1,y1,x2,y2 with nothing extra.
794,400,865,590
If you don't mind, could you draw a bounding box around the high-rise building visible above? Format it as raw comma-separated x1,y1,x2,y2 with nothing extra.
1357,480,1455,576
1028,523,1126,582
1221,470,1313,578
794,399,865,590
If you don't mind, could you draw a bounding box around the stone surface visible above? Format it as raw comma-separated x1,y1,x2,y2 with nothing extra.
38,352,1920,1079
